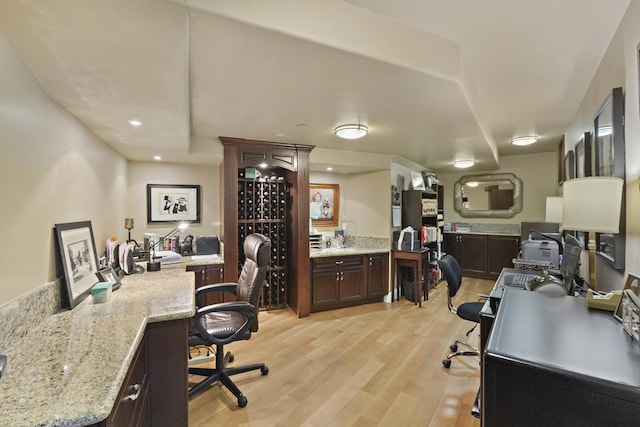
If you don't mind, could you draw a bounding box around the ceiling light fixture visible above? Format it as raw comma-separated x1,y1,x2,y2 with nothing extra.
153,155,162,161
454,159,475,169
128,119,142,127
466,181,479,187
326,167,333,171
511,135,538,146
334,124,368,140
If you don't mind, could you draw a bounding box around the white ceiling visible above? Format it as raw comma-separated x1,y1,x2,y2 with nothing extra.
0,0,631,173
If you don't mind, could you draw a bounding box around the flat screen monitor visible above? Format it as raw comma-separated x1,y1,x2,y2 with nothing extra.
520,222,560,243
560,234,583,292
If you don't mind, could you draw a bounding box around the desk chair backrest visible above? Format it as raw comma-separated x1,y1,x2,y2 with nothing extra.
438,255,463,313
237,233,271,331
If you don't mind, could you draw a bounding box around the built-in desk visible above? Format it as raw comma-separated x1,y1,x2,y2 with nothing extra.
0,263,195,427
482,288,640,426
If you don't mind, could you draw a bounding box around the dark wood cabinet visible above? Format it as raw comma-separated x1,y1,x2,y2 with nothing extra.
97,318,188,427
443,233,519,279
366,253,389,298
311,252,388,312
221,137,315,317
186,263,225,306
487,235,520,277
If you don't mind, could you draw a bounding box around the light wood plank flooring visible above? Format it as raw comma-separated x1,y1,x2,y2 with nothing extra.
189,277,493,427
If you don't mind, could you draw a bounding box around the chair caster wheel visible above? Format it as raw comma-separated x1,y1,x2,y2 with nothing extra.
238,394,248,407
450,344,458,352
261,366,269,375
443,359,451,369
228,353,235,363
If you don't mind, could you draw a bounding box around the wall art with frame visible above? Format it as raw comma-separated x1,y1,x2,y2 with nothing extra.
310,183,339,227
147,184,201,224
55,221,99,308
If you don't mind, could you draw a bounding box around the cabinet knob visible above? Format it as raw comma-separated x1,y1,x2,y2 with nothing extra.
125,383,141,401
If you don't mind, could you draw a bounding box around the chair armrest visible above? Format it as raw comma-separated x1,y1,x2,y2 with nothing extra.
196,282,237,296
196,301,256,319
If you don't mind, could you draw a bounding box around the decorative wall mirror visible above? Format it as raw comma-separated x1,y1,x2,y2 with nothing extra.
454,173,523,218
594,87,625,270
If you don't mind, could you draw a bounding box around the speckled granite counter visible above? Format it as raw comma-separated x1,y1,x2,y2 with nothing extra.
0,263,195,427
309,247,389,258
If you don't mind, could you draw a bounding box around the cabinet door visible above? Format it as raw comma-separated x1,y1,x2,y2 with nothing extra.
187,264,225,307
367,253,389,298
487,236,520,278
443,233,459,261
459,234,488,276
339,260,365,303
311,260,340,308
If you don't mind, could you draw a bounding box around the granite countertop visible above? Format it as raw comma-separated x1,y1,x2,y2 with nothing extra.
0,264,195,427
309,247,389,258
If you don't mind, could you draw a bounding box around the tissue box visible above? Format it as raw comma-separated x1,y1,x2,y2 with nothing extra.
91,281,112,304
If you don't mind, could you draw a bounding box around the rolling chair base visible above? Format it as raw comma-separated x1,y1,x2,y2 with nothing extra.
188,345,268,407
442,339,479,369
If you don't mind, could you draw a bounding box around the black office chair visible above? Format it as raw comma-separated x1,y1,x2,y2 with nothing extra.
437,255,484,369
188,233,271,407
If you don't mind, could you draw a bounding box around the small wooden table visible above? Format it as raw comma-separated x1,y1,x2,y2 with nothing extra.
391,249,430,307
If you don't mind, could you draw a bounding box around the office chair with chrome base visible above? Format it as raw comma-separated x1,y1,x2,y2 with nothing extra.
437,255,484,369
188,233,271,407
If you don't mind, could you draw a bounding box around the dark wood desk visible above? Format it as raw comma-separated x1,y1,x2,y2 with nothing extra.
391,249,430,307
482,289,640,426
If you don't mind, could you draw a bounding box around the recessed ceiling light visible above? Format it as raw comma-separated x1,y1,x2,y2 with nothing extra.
511,135,537,146
259,163,268,168
153,155,162,161
335,124,368,139
275,133,285,137
454,159,475,168
128,119,142,127
326,166,333,171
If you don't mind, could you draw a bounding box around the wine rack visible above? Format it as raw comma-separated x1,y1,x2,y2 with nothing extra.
237,172,290,309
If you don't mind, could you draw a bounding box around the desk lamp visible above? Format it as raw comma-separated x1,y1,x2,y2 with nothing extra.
147,222,189,272
124,218,134,242
562,177,623,290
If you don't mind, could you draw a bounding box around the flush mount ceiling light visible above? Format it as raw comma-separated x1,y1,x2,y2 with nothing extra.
511,135,538,146
128,119,142,127
334,124,368,139
466,181,479,187
454,159,475,169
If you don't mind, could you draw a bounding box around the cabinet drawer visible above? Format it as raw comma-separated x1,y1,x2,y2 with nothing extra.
106,337,150,427
312,255,363,271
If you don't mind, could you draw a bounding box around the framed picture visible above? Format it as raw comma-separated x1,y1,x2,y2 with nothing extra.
558,137,565,185
410,171,426,190
97,267,122,291
310,183,339,227
147,184,200,224
563,150,575,181
575,132,592,178
615,273,640,322
55,221,99,308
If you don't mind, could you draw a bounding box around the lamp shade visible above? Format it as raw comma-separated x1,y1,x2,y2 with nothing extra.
545,197,563,223
562,177,623,233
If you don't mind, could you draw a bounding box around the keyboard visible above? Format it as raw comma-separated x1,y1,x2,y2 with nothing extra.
505,273,538,289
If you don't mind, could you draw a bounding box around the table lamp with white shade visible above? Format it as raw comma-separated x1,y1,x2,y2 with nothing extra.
562,177,623,290
545,197,563,225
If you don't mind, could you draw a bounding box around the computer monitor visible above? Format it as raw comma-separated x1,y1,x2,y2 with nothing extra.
559,233,583,293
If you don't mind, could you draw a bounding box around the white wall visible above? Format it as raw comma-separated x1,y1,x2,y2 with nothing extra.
0,31,127,304
438,152,558,224
127,161,222,242
564,0,640,291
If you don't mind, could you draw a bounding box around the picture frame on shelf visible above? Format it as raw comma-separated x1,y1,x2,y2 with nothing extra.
97,267,122,291
55,221,100,308
310,183,339,227
614,273,640,323
147,184,200,224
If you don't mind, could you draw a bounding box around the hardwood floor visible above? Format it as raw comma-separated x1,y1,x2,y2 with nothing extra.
188,277,494,427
